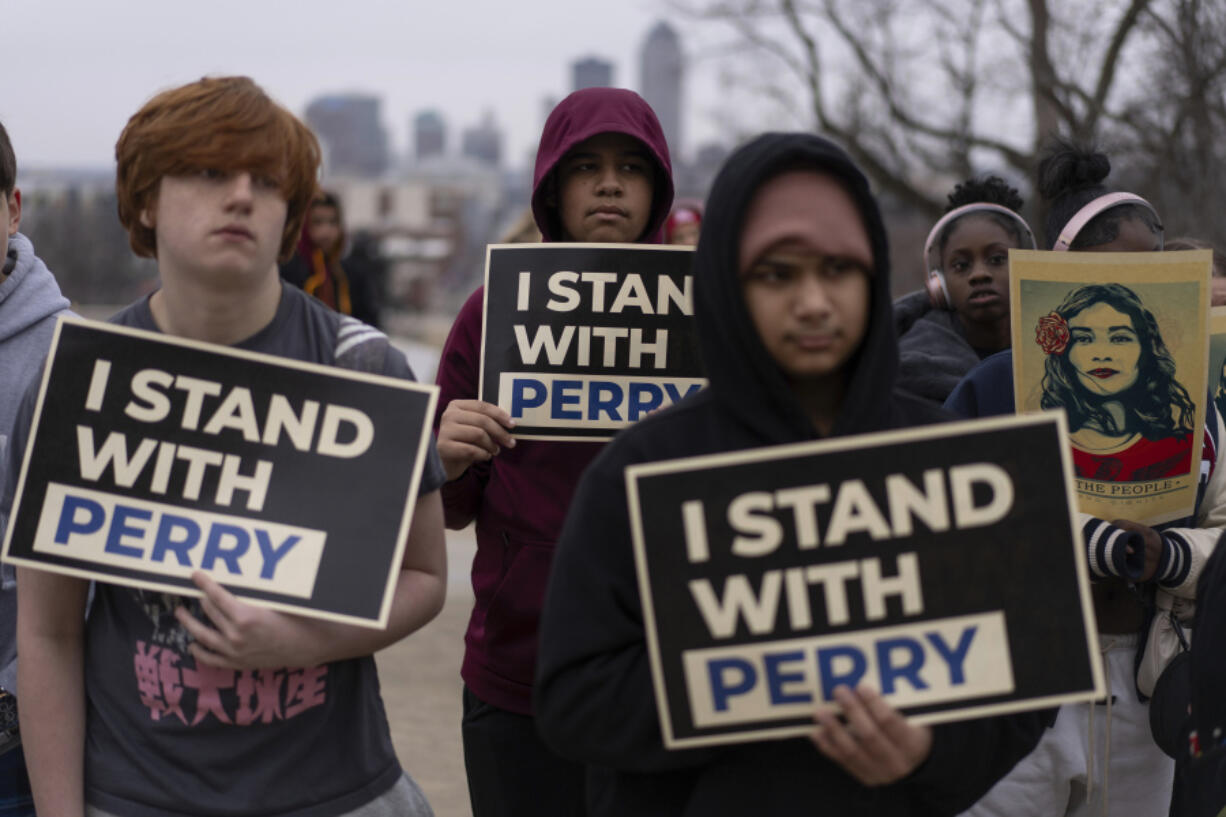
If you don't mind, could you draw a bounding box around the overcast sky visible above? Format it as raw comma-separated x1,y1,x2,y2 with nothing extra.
5,0,740,171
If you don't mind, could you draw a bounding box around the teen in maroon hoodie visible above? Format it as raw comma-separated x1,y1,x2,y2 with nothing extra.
433,87,674,816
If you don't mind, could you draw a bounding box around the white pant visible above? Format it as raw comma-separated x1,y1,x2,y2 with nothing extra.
960,634,1174,817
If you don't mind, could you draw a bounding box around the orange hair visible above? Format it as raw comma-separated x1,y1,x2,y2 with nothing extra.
115,76,321,261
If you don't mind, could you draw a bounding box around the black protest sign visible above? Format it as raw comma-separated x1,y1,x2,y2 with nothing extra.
626,413,1103,749
479,243,705,440
1,318,438,628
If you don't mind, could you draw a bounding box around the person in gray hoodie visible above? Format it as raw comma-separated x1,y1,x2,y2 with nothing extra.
0,119,72,817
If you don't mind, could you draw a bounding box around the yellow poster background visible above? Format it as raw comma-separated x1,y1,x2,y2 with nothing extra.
1010,249,1211,525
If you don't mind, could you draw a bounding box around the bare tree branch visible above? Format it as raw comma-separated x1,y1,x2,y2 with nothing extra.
677,0,1226,250
818,0,1031,170
1085,0,1153,132
777,0,832,130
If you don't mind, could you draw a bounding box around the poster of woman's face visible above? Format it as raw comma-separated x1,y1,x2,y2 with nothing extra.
1010,250,1211,525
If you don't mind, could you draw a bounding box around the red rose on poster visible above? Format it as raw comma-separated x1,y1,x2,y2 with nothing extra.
1036,313,1070,355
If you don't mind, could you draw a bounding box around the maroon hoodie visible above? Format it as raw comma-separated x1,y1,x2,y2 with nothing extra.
434,88,673,715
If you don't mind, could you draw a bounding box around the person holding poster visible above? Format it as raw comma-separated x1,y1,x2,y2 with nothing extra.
432,87,674,816
945,141,1226,817
895,175,1036,406
8,77,447,817
534,132,1050,816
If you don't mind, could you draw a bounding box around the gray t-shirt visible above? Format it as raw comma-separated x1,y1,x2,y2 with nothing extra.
5,285,443,817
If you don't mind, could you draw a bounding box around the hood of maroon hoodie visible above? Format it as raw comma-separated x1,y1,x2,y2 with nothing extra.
531,87,674,243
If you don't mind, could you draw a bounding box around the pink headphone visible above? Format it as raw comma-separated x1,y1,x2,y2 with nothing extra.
1052,192,1162,252
923,203,1036,310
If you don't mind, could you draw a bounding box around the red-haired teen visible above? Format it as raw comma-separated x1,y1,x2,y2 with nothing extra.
8,76,447,817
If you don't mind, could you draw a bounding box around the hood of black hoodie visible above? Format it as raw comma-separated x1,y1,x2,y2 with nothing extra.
694,132,899,445
531,87,674,243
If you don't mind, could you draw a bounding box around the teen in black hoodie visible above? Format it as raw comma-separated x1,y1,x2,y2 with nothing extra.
534,133,1050,816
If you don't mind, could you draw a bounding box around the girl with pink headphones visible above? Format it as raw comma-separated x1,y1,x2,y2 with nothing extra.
895,175,1036,405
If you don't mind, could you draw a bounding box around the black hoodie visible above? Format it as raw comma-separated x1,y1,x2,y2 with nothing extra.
534,134,1049,816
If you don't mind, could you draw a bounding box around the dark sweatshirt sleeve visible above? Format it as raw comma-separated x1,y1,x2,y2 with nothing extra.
433,288,489,529
942,350,1016,420
903,708,1054,815
534,444,720,772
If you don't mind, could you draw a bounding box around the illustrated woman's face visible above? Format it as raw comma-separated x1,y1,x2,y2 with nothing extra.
1067,302,1141,397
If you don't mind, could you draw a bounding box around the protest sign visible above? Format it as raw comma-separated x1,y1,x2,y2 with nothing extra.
627,413,1102,749
1,318,438,628
1010,249,1211,525
479,243,705,440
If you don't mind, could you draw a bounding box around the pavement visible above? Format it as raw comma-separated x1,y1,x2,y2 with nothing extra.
376,524,477,817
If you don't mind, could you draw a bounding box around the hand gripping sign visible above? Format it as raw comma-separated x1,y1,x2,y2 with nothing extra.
1,318,438,629
479,243,706,440
626,413,1104,749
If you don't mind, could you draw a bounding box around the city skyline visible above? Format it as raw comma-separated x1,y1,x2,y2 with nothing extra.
304,22,696,177
5,1,736,174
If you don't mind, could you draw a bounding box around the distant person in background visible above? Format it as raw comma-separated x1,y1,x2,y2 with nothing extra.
664,199,702,245
1165,236,1226,307
345,229,386,328
281,190,381,326
894,175,1035,405
0,119,72,817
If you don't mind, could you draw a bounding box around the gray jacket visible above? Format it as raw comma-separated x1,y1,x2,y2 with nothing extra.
0,232,73,694
893,289,982,407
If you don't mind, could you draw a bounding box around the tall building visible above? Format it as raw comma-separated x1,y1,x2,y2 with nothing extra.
414,110,447,162
572,56,614,92
304,94,389,177
461,111,503,167
639,21,683,158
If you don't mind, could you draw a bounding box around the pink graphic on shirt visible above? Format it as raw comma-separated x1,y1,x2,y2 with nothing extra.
159,650,187,724
133,641,328,726
135,642,165,719
285,666,328,718
235,670,284,726
184,663,236,726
